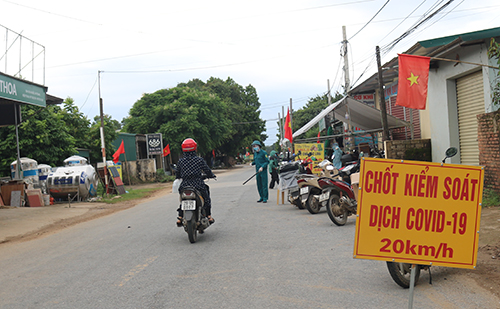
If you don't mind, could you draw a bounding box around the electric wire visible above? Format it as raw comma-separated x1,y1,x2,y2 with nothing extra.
348,0,391,40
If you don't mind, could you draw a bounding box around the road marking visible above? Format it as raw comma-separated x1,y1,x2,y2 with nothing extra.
175,269,240,279
117,256,158,287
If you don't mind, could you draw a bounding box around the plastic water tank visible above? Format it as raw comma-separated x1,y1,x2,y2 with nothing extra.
10,157,39,185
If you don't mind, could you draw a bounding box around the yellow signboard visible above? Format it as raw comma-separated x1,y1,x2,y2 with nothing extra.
294,143,325,176
353,158,484,269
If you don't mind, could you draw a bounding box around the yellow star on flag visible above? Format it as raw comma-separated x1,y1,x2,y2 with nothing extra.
407,72,419,86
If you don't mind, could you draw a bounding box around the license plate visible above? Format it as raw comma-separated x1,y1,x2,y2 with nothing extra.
181,200,196,210
319,192,330,202
300,187,309,195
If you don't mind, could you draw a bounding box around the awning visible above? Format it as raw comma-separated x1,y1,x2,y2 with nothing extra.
293,96,410,138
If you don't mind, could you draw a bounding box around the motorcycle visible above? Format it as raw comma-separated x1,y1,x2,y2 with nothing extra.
386,147,458,288
295,159,339,214
178,175,215,243
322,165,359,226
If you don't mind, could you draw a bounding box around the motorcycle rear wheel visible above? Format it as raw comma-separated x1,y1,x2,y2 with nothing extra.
305,194,321,214
326,193,348,225
386,262,421,288
187,220,198,243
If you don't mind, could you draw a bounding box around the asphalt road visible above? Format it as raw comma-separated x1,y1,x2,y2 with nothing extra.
0,165,498,308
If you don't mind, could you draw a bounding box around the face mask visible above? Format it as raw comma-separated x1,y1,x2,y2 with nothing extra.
253,147,260,152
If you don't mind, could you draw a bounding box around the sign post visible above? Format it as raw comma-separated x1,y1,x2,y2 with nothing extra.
354,158,484,306
147,133,163,171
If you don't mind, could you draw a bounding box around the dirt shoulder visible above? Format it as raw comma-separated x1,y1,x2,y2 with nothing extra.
0,182,172,244
459,206,500,298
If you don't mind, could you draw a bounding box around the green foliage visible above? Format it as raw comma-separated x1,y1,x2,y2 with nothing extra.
281,92,344,141
482,188,500,207
89,114,120,163
156,169,175,183
488,38,500,108
0,104,77,176
60,97,91,150
0,97,121,177
122,77,266,157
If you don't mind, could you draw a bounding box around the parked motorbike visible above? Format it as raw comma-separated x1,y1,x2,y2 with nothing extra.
178,175,215,243
322,165,358,226
386,147,458,288
294,160,338,214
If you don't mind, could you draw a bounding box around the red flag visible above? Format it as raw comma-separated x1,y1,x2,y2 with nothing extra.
163,144,170,157
284,108,293,144
395,54,431,110
317,131,321,143
112,140,125,163
212,149,215,159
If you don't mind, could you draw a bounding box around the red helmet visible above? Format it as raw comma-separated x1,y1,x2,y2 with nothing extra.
181,138,197,152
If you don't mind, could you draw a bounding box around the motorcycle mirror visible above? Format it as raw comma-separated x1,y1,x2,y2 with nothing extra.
442,147,458,163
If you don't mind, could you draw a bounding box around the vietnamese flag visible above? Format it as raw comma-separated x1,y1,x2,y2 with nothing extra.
395,54,431,110
113,140,125,163
163,144,170,157
317,131,321,143
284,108,293,144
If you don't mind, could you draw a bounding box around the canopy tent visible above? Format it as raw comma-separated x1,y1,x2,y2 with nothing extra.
293,96,410,138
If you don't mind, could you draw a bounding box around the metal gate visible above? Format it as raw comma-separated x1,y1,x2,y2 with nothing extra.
456,70,484,166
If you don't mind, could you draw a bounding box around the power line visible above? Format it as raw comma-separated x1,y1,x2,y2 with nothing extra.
348,0,391,40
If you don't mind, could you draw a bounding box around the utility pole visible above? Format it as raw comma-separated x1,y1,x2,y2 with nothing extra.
278,112,281,142
376,46,390,141
98,71,109,195
342,26,353,152
342,26,350,94
282,105,285,144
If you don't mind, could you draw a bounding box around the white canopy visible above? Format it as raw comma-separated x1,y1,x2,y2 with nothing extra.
293,96,410,137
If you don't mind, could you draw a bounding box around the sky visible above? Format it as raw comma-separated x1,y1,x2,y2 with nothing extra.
1,0,500,146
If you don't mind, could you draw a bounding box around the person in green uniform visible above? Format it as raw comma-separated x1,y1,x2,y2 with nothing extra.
268,150,279,189
251,140,269,203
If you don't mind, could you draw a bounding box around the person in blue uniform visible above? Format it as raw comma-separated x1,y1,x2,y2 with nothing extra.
251,140,269,203
176,138,216,226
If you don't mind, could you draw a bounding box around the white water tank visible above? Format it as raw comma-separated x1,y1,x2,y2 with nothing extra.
10,157,39,185
47,156,98,200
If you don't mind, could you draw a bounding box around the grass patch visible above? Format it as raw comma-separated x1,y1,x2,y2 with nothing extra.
101,187,164,204
482,188,500,207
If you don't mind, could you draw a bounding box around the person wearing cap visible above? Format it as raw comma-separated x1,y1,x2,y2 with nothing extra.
176,138,216,226
251,140,269,203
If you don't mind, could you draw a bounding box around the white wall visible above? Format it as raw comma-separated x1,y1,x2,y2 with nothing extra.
427,44,491,163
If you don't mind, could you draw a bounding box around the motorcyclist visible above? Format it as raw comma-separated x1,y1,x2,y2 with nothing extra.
176,138,216,226
251,140,269,203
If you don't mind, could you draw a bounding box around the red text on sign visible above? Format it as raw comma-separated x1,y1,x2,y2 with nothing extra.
380,239,454,259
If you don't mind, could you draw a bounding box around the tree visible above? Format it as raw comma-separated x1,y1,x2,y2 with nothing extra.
488,38,500,108
281,93,343,141
0,104,76,176
60,97,91,149
88,115,120,164
123,86,233,155
123,77,266,157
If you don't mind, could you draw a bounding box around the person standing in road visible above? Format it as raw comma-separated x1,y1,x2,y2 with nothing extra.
268,150,279,189
251,140,269,203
